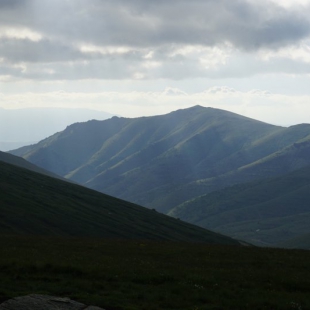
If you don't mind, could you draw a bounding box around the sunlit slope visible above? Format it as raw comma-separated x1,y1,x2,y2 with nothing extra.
169,165,310,247
0,159,239,244
10,106,310,214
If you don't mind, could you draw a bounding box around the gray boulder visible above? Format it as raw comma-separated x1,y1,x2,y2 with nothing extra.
0,294,104,310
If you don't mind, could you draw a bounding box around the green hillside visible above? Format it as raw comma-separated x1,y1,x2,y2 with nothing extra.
12,105,310,210
0,158,238,244
0,151,65,180
9,106,310,247
169,165,310,247
277,232,310,250
149,135,310,213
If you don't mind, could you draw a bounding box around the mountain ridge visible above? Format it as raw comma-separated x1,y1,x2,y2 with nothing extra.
0,157,239,244
168,165,310,247
10,106,310,211
9,105,310,246
0,151,65,181
0,107,115,151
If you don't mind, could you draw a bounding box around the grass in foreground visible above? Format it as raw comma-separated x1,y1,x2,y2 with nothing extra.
0,235,309,310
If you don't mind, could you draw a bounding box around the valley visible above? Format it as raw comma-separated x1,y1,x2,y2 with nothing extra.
0,152,238,244
9,106,310,248
2,2,310,309
1,106,310,309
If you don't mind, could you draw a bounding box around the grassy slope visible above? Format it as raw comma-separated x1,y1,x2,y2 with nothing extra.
1,235,310,310
277,232,310,250
9,106,283,203
83,107,284,204
10,106,310,216
150,135,310,213
0,159,238,245
8,106,310,247
169,165,310,247
0,151,64,180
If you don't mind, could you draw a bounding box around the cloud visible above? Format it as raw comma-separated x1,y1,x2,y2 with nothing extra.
1,86,310,125
1,0,310,81
56,0,310,50
0,0,26,9
0,26,42,41
3,43,310,81
2,0,310,49
0,38,89,63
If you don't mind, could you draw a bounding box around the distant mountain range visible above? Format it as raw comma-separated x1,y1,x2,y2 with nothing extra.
0,107,114,151
10,105,310,248
0,152,239,245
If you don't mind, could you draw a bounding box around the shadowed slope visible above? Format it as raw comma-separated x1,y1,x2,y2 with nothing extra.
149,133,310,212
169,165,310,247
0,151,64,180
277,232,310,250
10,106,287,206
9,106,310,229
0,159,239,244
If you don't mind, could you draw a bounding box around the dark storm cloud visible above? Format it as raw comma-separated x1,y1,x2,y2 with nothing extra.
4,47,310,81
0,35,147,65
1,0,310,50
0,0,26,9
0,58,141,81
1,0,310,81
80,0,308,49
0,38,90,63
60,0,310,50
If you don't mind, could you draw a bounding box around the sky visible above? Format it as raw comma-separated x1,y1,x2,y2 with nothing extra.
1,0,310,126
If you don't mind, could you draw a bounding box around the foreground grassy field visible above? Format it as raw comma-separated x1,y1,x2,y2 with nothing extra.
0,236,309,309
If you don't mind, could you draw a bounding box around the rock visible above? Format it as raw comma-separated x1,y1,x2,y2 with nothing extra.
0,294,105,310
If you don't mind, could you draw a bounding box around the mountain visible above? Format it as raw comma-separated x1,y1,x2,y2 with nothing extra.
10,105,310,216
277,232,310,250
0,157,239,244
151,130,310,213
0,151,64,180
168,165,310,247
0,107,114,151
12,106,310,245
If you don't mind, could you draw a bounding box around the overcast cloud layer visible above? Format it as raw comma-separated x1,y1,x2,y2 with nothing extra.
1,0,310,126
1,0,310,80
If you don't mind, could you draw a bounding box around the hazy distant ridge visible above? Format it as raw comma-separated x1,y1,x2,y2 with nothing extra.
0,107,114,151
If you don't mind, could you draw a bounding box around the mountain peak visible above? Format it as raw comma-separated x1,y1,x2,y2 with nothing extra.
9,105,310,247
